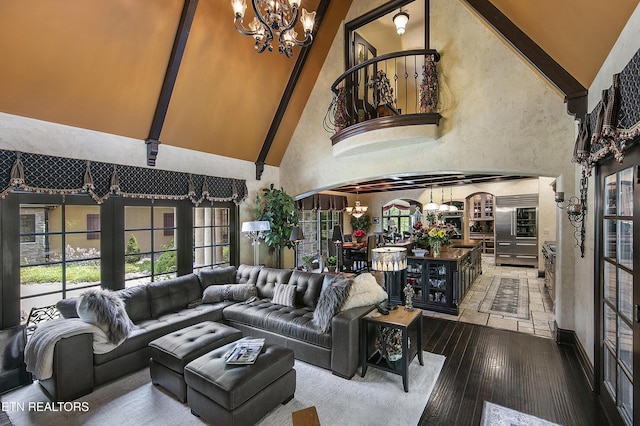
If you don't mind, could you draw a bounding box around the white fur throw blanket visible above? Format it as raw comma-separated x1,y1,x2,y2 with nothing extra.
25,318,121,380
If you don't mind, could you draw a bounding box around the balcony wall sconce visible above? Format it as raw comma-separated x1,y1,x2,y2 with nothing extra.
555,169,588,258
393,9,410,36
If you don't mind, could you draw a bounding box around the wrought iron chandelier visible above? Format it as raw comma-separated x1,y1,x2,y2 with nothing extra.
231,0,316,58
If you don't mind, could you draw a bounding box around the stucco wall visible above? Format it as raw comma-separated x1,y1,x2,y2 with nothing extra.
574,2,640,366
0,112,278,266
280,0,577,328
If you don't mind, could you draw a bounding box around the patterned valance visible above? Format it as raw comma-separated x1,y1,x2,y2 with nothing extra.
296,193,347,211
573,47,640,171
0,150,247,205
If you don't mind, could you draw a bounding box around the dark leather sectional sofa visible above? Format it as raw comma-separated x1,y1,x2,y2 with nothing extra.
41,264,373,401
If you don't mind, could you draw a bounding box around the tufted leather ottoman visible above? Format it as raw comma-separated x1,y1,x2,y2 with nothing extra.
185,341,295,425
149,321,242,402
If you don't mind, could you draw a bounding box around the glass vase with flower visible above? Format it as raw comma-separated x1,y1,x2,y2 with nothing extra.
352,229,366,243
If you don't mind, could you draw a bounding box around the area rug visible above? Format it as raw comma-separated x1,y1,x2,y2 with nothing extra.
480,401,561,426
2,352,445,426
478,275,530,319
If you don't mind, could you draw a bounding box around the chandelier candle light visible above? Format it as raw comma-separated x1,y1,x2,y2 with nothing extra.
231,0,316,58
242,220,271,265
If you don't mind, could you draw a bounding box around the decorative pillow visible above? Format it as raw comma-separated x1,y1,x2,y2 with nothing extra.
199,266,237,289
272,283,296,307
202,283,257,303
56,298,79,319
76,289,133,345
313,277,352,333
341,273,388,311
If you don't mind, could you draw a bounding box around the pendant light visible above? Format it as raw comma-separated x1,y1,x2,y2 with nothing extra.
448,186,459,212
425,178,439,211
439,186,449,212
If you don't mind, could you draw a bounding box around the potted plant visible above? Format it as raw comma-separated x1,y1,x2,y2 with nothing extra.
326,256,337,273
302,255,313,272
254,184,299,268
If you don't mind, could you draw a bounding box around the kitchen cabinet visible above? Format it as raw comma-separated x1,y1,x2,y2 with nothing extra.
392,242,482,315
469,193,494,220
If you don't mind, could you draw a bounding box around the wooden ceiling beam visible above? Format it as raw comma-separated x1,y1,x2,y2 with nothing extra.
145,0,199,166
463,0,587,120
255,0,331,180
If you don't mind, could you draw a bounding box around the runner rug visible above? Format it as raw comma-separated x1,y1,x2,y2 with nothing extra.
478,276,530,319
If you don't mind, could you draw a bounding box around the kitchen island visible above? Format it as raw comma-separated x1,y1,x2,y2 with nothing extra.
388,241,482,315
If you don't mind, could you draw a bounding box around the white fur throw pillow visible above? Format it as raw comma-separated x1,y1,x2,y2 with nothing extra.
76,289,133,345
340,273,387,311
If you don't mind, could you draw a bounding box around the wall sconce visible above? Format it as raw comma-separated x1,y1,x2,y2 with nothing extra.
555,169,588,258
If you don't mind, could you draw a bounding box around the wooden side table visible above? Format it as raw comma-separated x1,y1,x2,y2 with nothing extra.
360,308,423,392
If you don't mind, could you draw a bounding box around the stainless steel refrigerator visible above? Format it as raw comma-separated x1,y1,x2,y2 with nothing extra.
495,194,538,267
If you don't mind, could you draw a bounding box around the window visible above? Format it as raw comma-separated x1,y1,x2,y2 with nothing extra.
193,205,230,272
87,213,100,240
19,201,101,324
298,210,342,265
382,206,412,235
124,205,177,286
20,214,36,243
163,212,175,236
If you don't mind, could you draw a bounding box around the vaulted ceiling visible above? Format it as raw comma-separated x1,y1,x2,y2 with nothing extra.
0,0,638,171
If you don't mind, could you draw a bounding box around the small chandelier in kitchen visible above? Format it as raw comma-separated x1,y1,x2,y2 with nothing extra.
346,187,368,218
231,0,316,58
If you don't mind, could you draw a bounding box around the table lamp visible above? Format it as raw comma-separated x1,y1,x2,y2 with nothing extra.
289,226,304,268
242,221,271,265
371,247,407,310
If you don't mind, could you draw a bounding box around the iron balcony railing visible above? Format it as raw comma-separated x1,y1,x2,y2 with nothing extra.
324,49,441,138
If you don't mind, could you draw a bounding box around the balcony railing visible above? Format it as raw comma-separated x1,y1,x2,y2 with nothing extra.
324,49,441,143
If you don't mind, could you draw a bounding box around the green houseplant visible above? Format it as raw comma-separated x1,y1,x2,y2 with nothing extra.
326,256,337,273
350,214,371,233
254,184,299,268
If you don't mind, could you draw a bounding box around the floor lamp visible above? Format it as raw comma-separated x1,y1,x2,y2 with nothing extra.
242,221,271,266
331,225,343,272
371,247,407,310
289,226,304,268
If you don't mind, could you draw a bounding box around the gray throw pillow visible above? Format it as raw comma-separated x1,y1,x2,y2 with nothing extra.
202,283,257,303
272,283,296,307
313,276,352,333
56,298,79,319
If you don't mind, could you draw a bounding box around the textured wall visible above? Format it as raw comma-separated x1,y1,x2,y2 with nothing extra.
280,0,576,195
574,1,640,366
0,112,279,267
280,0,577,325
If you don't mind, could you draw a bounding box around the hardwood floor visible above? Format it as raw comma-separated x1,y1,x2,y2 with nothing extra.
419,317,610,426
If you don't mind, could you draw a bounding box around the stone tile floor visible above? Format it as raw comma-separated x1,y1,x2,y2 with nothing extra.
422,255,556,338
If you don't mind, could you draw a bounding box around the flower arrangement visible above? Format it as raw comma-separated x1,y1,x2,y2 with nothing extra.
411,221,454,247
352,229,366,242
